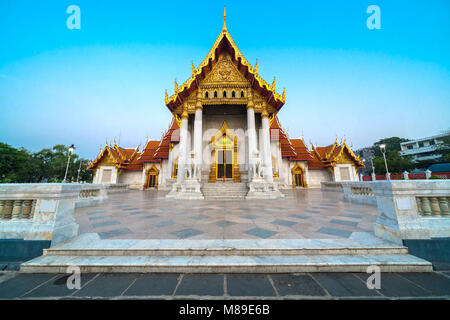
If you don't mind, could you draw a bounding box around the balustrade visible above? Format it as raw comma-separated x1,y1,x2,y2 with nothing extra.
0,199,37,220
416,196,449,217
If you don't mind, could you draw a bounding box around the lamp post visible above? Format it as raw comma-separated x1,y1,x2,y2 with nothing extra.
76,160,83,183
379,144,390,180
63,144,75,183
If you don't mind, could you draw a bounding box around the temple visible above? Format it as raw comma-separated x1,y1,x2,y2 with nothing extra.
88,9,364,198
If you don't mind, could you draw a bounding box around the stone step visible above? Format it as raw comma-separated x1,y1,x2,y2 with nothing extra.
41,237,409,256
20,235,433,273
20,254,432,273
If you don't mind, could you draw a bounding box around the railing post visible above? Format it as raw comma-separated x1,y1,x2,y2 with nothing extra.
371,173,376,181
438,197,449,217
403,171,409,180
425,169,432,179
420,197,432,216
3,200,13,219
11,200,23,220
0,200,5,219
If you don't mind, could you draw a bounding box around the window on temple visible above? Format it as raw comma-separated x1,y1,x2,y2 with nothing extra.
223,90,227,98
232,91,236,98
205,91,209,98
214,91,218,98
240,90,244,98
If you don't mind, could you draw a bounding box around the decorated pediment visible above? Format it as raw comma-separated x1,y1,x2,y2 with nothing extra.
201,54,249,86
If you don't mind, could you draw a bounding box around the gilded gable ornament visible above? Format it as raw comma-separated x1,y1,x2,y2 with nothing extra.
201,54,249,85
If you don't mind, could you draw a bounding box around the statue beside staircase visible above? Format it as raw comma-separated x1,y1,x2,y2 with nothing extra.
246,149,284,199
166,151,204,199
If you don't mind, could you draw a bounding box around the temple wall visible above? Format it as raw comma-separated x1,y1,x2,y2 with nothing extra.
94,166,118,184
118,170,142,189
308,168,333,188
334,163,358,182
279,158,290,186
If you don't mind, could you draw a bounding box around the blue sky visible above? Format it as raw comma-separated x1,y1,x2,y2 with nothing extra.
1,0,449,159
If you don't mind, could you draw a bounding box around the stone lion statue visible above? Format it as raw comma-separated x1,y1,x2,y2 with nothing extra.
249,150,263,180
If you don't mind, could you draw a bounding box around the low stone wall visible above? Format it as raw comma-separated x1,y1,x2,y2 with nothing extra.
321,181,377,206
341,181,377,206
321,182,344,192
74,184,108,208
371,180,450,244
104,183,129,194
0,183,129,245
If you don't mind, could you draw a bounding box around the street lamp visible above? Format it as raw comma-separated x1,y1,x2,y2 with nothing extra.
379,144,390,180
63,144,75,183
76,160,83,183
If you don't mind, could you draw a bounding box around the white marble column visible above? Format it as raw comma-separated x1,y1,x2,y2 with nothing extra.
177,109,189,183
167,143,174,180
261,108,274,182
193,92,203,179
247,94,257,181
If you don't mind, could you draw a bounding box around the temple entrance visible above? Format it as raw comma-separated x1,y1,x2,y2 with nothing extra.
209,121,240,182
217,149,233,179
145,165,159,189
292,164,306,188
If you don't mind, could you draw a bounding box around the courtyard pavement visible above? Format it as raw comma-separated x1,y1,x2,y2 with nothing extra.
74,189,378,240
0,271,449,299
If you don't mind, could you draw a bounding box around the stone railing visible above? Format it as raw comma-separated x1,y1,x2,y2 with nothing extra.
416,196,449,217
321,182,343,192
0,184,84,244
342,182,377,206
0,199,37,220
75,184,108,208
371,180,450,244
104,183,129,194
0,183,128,245
351,186,374,196
321,181,377,206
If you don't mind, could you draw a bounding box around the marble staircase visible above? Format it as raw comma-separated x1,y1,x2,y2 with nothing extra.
20,233,433,273
201,182,248,200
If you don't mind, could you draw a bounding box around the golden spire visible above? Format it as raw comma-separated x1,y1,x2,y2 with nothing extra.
191,61,195,75
255,59,259,74
222,6,227,31
272,77,276,91
174,79,178,91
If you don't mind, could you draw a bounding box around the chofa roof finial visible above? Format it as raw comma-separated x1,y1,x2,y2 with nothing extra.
222,6,227,31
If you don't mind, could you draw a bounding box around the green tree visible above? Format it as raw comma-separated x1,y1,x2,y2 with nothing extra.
369,137,414,175
0,142,93,183
0,143,32,182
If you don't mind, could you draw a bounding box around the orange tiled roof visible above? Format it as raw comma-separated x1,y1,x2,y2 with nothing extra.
87,143,143,171
270,116,296,158
152,117,180,160
308,141,364,169
290,139,314,161
137,140,161,163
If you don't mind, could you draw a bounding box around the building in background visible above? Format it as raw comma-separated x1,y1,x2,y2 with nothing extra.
399,131,450,162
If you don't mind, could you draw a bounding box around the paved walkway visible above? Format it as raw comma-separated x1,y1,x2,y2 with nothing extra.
0,271,449,299
74,189,378,240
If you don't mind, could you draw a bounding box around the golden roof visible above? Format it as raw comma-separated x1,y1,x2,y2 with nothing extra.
165,8,286,111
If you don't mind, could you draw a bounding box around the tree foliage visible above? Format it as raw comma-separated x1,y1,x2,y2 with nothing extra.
0,143,93,183
365,137,415,175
